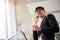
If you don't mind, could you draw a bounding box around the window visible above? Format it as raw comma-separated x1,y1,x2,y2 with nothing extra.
0,0,17,39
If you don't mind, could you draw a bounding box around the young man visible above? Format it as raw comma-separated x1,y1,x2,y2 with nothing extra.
32,7,59,40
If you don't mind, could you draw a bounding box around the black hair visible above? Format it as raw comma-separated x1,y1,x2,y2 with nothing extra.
35,6,45,12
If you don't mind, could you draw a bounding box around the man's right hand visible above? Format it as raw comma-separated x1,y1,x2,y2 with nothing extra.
32,25,40,31
32,25,36,31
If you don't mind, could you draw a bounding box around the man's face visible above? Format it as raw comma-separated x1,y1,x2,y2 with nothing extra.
36,9,45,18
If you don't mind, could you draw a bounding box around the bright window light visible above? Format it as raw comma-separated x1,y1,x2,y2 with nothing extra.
0,0,7,39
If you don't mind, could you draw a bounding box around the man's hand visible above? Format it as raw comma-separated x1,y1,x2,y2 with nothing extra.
32,25,41,31
34,16,38,24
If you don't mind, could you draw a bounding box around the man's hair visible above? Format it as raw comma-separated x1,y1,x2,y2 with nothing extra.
35,6,45,12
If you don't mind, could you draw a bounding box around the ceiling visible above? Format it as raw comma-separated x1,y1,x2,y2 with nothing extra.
15,0,46,4
25,0,46,3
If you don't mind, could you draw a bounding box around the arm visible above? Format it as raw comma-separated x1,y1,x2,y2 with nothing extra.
33,31,38,40
32,16,38,40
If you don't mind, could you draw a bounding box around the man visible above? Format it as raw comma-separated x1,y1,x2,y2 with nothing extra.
32,7,59,40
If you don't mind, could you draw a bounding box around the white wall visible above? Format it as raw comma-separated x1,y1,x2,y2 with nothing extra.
15,0,33,40
27,0,60,16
